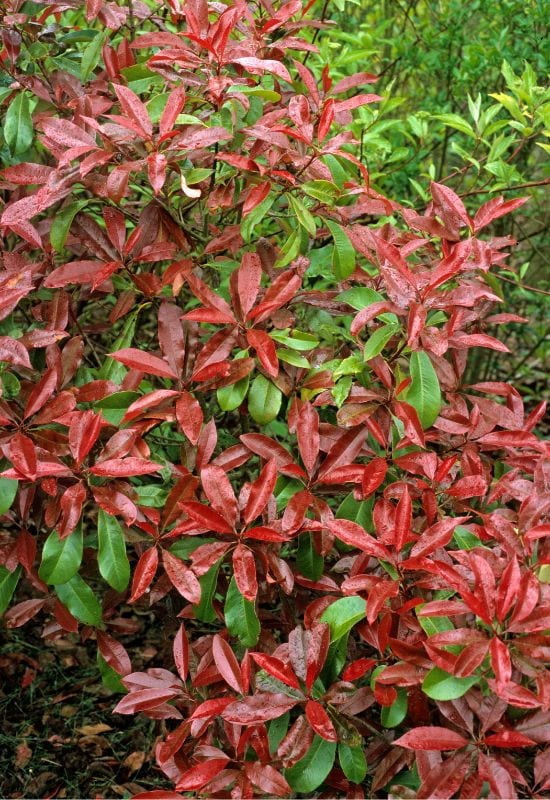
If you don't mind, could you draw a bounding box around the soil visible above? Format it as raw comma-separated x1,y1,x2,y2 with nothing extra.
0,622,171,799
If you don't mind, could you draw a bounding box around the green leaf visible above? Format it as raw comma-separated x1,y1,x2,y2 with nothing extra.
248,374,282,425
275,225,302,268
297,532,324,580
416,612,454,638
363,323,400,361
39,527,83,585
285,736,336,793
97,652,126,693
406,351,441,428
422,667,478,700
80,31,105,81
50,202,87,252
195,560,222,623
287,193,316,237
338,743,367,784
0,565,21,615
55,574,102,626
338,287,384,310
325,220,355,281
453,526,483,550
241,193,274,243
381,687,408,727
4,92,33,155
0,477,18,514
224,577,260,647
321,596,366,642
97,509,130,592
217,374,249,411
336,492,373,531
276,349,310,368
94,390,140,425
98,312,138,384
433,113,476,138
301,179,339,204
338,288,398,324
268,713,290,754
270,329,319,351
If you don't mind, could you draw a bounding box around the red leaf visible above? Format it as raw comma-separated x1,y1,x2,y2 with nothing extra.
305,700,337,741
473,195,529,232
212,635,243,693
96,631,131,676
446,475,487,499
5,599,45,628
113,688,180,714
236,252,262,317
173,623,189,682
158,301,186,377
0,336,31,368
200,465,239,526
90,457,162,477
231,57,291,83
317,426,367,480
240,434,297,472
430,181,470,237
243,182,271,217
247,328,279,377
342,658,377,681
244,459,278,524
128,547,158,603
232,544,258,602
175,759,229,792
305,623,330,691
410,516,469,558
69,409,102,466
318,98,334,141
9,432,37,481
113,84,153,139
297,402,319,477
362,457,387,498
109,347,177,379
244,763,291,798
160,86,186,138
148,153,167,195
450,333,510,353
222,693,298,724
175,392,203,445
181,501,234,533
476,430,540,449
394,485,412,552
250,653,300,690
483,730,536,748
394,727,469,751
327,518,391,559
163,550,202,604
24,368,57,419
496,556,520,622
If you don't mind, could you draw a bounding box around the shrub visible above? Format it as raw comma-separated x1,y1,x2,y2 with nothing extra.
0,1,548,797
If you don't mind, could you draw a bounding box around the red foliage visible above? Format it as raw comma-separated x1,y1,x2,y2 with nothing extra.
0,0,548,798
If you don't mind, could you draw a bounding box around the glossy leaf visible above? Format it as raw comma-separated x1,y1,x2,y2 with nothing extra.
97,509,130,592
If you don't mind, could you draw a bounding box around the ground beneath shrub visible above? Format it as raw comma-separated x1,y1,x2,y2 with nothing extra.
0,624,169,799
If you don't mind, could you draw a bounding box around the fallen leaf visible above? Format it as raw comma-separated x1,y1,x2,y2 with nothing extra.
76,723,113,735
15,741,32,769
123,750,146,772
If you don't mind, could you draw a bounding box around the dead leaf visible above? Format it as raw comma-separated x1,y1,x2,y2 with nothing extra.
76,723,112,735
14,741,32,769
59,704,78,717
122,750,146,773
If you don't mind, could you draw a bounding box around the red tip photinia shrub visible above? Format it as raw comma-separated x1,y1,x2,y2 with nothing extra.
0,0,548,797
